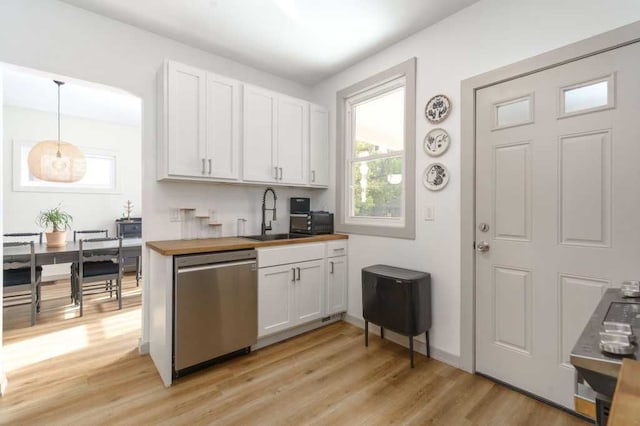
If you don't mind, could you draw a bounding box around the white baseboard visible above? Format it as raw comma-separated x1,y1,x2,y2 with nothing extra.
343,314,461,369
253,315,343,350
138,338,150,355
0,370,7,396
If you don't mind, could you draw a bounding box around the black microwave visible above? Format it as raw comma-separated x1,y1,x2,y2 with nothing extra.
290,212,334,235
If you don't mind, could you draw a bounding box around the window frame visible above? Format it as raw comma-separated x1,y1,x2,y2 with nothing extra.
336,58,416,239
12,139,121,194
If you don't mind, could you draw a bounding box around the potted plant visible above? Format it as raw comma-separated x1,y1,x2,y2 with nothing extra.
36,204,73,247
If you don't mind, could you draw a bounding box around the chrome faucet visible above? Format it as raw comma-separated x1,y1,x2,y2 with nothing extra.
261,187,277,235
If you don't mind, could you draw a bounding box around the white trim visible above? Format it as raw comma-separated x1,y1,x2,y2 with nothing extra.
138,338,150,355
252,315,343,350
343,314,460,368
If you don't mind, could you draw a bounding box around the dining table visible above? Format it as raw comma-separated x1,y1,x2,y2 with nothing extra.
3,238,142,268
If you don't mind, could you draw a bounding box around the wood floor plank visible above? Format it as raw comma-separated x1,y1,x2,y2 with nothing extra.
1,274,588,425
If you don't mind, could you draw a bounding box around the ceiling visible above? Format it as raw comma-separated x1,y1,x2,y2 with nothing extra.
59,0,480,85
2,67,141,126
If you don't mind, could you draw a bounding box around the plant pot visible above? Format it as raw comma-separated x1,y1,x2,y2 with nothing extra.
45,231,67,247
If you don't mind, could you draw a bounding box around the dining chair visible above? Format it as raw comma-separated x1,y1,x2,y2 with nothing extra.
70,230,109,303
4,232,43,244
3,241,42,326
73,229,108,242
71,237,123,317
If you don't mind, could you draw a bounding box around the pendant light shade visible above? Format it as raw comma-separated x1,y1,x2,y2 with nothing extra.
27,80,86,183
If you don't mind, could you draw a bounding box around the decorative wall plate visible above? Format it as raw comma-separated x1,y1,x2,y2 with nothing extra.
425,94,451,123
423,162,449,191
423,128,450,157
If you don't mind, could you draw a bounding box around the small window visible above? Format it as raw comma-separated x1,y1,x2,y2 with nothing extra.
493,94,534,130
13,140,120,193
560,74,614,118
336,58,416,239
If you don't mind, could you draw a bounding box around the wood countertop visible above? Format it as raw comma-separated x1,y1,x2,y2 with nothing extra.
146,234,348,256
609,359,640,425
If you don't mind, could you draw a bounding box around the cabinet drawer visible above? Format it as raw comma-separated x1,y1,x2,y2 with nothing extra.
258,243,325,268
326,241,347,258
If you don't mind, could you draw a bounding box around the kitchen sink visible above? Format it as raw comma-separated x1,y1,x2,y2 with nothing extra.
244,233,310,241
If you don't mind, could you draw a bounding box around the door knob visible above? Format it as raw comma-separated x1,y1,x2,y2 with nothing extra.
476,241,490,252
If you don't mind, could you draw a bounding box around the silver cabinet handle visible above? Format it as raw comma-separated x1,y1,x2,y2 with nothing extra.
311,170,316,182
208,158,212,175
274,166,279,180
296,267,301,281
279,167,283,181
202,158,206,174
476,241,490,252
291,268,296,282
330,261,334,274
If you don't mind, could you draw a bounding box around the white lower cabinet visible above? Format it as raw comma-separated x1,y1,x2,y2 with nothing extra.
326,256,347,315
258,259,325,338
257,264,295,337
257,242,346,338
294,259,324,323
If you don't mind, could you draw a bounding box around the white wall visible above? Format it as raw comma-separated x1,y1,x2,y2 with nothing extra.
2,106,142,279
0,0,315,358
311,0,640,359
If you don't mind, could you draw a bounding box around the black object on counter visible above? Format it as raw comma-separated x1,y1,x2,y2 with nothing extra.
289,197,310,214
362,264,431,368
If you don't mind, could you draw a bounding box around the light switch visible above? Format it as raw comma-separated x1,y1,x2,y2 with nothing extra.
424,205,435,221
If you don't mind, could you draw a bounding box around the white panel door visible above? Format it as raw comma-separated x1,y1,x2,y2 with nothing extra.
277,95,308,185
243,85,278,183
167,61,206,177
476,42,640,408
295,259,325,324
326,256,347,315
205,73,240,180
258,264,295,337
309,104,329,187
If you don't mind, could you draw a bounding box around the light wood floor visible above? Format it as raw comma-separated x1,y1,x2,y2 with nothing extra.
1,275,588,425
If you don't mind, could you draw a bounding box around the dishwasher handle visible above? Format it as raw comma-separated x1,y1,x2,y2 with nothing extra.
177,260,256,274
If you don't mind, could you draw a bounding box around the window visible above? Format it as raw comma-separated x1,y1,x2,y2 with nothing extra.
13,140,120,193
336,58,416,239
559,74,615,118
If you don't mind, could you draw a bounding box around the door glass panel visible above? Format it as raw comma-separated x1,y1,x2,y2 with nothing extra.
495,96,532,128
563,80,608,114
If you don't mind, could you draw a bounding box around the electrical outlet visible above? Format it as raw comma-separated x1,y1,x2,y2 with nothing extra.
423,205,435,221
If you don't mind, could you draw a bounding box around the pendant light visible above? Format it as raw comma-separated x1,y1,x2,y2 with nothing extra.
27,80,86,183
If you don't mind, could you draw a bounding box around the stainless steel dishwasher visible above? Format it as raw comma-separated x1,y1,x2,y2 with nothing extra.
173,249,257,376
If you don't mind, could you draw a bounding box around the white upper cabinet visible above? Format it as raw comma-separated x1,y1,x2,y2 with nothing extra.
158,61,240,181
164,61,206,178
205,73,241,180
277,95,308,185
309,104,329,187
158,60,326,188
243,85,309,185
242,85,278,183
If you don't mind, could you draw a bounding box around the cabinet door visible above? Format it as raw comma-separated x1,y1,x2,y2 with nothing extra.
243,85,278,183
258,264,295,337
205,73,240,180
295,259,325,324
277,96,308,185
309,104,329,187
326,256,347,315
167,61,206,177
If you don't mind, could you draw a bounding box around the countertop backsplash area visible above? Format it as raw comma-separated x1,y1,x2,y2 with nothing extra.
156,181,324,240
